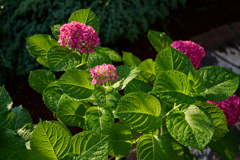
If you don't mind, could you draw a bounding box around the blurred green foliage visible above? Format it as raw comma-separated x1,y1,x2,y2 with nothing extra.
0,0,186,84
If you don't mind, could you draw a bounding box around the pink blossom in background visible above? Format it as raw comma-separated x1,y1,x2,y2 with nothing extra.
207,94,240,125
171,40,206,68
58,21,100,53
89,63,119,86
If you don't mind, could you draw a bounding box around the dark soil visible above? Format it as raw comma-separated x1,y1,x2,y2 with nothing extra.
4,0,240,135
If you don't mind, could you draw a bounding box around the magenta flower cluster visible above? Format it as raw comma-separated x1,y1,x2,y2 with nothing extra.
208,94,240,125
89,63,119,86
58,21,100,53
171,40,206,68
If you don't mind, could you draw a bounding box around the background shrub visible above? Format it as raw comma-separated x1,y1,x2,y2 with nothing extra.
0,0,186,85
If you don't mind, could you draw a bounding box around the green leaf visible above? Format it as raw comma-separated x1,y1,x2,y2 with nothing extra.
155,46,194,77
43,82,64,114
137,134,173,160
187,68,206,95
116,92,161,133
0,128,26,160
122,51,142,67
57,94,89,128
11,106,32,131
139,59,156,83
58,69,94,100
0,86,13,128
147,30,173,52
156,98,174,117
197,66,239,101
208,127,238,160
93,86,121,108
47,46,82,71
100,123,134,157
194,101,228,141
161,123,195,160
170,139,195,160
95,46,122,62
28,69,56,94
17,123,35,142
112,65,141,91
87,51,112,68
151,70,196,104
7,149,36,160
85,107,114,132
124,79,152,94
30,120,72,160
51,24,62,40
0,85,12,111
26,34,59,67
61,154,87,160
71,131,108,159
167,104,214,150
68,8,100,34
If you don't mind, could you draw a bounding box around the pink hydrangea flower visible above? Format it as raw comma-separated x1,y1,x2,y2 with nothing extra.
171,40,206,68
58,21,100,53
207,94,240,125
89,63,119,86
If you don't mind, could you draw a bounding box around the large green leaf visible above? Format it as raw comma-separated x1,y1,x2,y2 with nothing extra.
139,59,156,83
93,86,121,108
26,34,59,67
50,24,62,40
58,69,94,100
7,149,35,160
167,104,214,150
95,46,122,62
57,94,89,127
30,120,72,160
28,69,56,94
197,66,239,101
195,101,228,141
11,106,32,131
116,92,161,133
0,86,13,128
137,134,173,160
0,128,26,160
85,107,114,132
47,46,82,71
124,79,152,94
68,8,100,34
208,127,238,160
151,70,196,104
155,46,194,77
43,82,64,114
122,51,142,67
71,131,108,159
147,30,173,52
100,123,134,157
112,65,141,91
87,51,112,68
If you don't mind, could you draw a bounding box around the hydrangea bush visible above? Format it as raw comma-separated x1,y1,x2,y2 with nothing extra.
0,8,240,160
